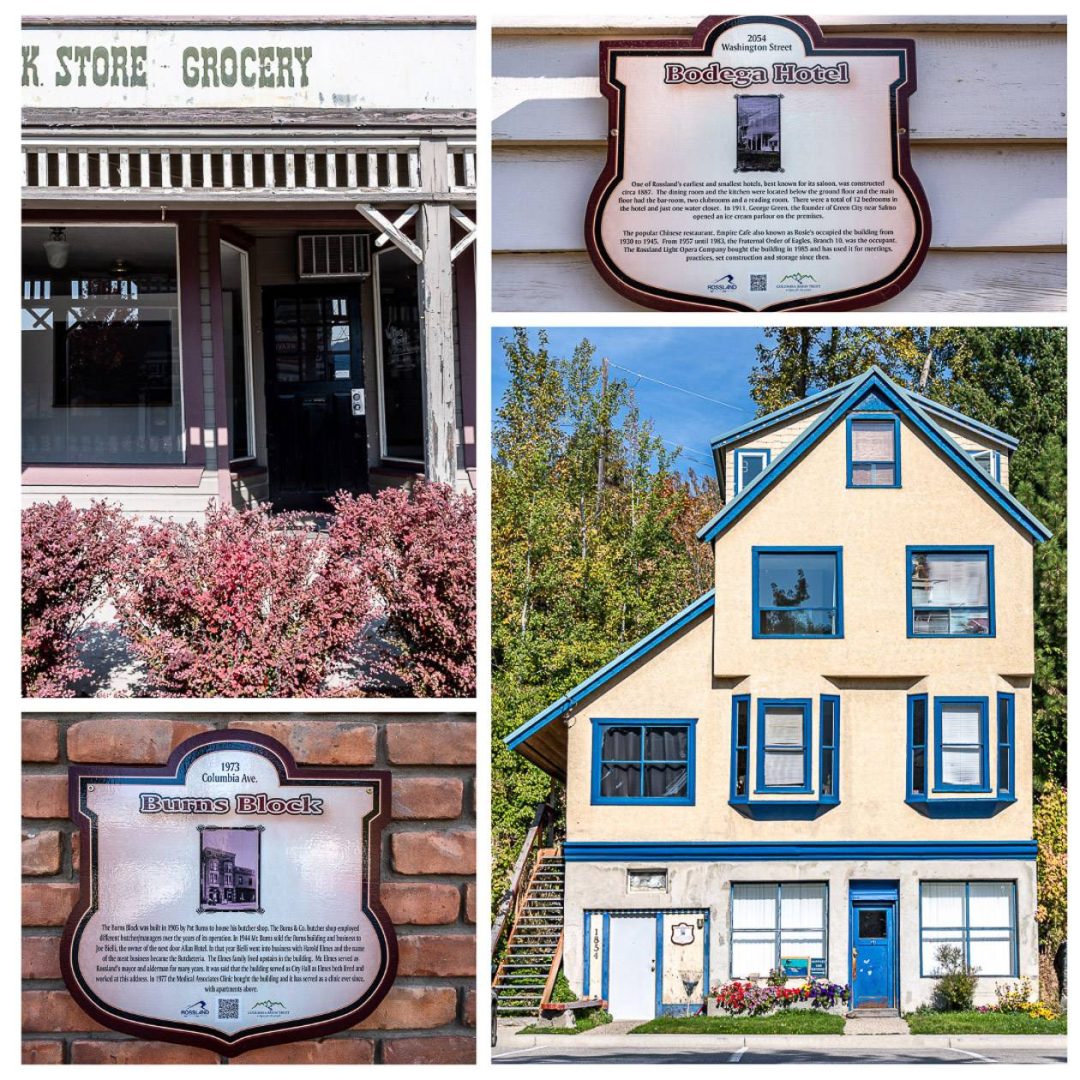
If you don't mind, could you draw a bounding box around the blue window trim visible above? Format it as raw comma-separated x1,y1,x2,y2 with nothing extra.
906,693,929,802
933,696,990,793
846,412,901,488
734,447,772,494
590,718,697,806
752,546,844,640
969,449,1002,483
918,880,1018,978
906,545,996,639
819,694,840,804
730,695,751,804
754,698,812,794
729,882,829,981
997,693,1015,797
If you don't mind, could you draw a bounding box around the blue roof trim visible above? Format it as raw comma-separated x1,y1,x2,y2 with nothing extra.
504,590,716,752
710,373,1017,452
563,840,1038,862
710,375,861,449
697,368,1051,544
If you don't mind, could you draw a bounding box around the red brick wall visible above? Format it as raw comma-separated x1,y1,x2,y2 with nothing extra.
22,713,477,1065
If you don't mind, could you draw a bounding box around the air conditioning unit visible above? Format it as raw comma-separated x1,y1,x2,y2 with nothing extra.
297,233,371,279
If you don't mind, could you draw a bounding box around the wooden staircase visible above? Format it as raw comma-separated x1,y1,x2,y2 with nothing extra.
492,849,564,1017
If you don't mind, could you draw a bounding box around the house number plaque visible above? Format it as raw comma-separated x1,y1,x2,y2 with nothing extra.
61,730,397,1056
584,14,931,312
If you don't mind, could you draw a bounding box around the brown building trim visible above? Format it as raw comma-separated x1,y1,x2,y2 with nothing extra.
23,107,476,130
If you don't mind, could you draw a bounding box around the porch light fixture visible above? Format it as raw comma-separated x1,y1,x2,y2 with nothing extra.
43,227,69,269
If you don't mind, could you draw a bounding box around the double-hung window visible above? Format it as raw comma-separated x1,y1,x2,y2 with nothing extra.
908,547,994,637
934,698,989,792
731,883,828,979
753,547,843,638
734,448,770,494
592,719,695,805
847,414,900,487
920,881,1017,977
756,700,811,793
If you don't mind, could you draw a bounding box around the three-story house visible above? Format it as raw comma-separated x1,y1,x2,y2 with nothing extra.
504,367,1047,1020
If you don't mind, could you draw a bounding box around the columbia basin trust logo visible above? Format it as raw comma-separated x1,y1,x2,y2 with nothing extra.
706,273,738,293
777,271,822,292
180,1000,210,1017
250,999,290,1017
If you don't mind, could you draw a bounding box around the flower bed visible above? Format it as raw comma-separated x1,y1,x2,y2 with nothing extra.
707,978,851,1017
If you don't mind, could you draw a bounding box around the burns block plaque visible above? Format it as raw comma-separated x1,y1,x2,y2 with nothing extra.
585,14,932,313
60,730,397,1056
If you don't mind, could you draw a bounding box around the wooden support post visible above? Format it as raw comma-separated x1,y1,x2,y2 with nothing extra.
417,138,458,486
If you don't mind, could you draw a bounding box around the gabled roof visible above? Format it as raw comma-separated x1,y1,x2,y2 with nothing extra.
503,590,715,778
711,373,1019,452
698,367,1051,544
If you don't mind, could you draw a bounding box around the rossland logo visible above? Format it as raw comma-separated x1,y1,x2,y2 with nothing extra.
706,273,738,293
180,1000,210,1017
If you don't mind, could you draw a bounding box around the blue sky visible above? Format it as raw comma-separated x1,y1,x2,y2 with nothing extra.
491,327,768,473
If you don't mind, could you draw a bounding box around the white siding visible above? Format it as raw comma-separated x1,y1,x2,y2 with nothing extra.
493,17,1066,312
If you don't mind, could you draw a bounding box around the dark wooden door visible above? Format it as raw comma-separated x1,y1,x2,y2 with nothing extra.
262,285,367,511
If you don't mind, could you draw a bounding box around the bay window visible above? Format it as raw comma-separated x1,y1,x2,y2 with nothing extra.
756,699,811,793
22,224,184,464
934,697,989,792
908,547,995,637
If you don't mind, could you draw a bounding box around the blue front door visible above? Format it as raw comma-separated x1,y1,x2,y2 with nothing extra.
850,902,896,1009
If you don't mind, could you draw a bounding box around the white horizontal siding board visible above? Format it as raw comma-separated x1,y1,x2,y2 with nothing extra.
492,250,1066,313
493,144,1066,252
494,17,1066,32
492,32,1067,143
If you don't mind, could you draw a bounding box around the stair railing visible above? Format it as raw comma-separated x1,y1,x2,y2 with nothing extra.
491,800,557,961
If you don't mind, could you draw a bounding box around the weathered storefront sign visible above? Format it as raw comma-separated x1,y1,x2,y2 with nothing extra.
585,15,931,312
21,24,474,111
61,731,396,1056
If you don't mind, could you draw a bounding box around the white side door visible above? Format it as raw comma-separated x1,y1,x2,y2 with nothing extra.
607,915,656,1019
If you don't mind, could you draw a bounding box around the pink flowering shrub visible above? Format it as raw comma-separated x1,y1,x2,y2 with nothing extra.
712,978,850,1015
329,483,476,697
113,505,370,697
22,498,128,697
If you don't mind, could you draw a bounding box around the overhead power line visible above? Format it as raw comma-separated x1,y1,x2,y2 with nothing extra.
609,361,748,413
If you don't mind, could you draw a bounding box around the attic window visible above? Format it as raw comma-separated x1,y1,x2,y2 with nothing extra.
735,448,770,494
970,449,1001,482
847,415,900,487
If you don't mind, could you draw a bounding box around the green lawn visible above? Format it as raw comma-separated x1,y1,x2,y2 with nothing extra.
630,1010,846,1035
519,1010,613,1035
905,1010,1066,1035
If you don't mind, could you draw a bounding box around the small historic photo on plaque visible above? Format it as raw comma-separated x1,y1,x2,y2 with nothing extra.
736,95,781,172
199,827,260,913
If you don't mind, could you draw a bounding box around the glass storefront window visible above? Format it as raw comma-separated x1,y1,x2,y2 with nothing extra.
22,224,183,465
376,247,423,463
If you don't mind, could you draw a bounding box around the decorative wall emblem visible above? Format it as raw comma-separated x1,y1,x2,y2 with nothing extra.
670,921,696,946
585,14,931,312
61,730,397,1056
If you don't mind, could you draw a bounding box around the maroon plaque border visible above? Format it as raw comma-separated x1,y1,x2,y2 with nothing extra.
59,729,399,1057
583,14,933,313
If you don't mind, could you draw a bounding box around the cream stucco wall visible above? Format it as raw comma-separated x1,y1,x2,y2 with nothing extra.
565,411,1036,845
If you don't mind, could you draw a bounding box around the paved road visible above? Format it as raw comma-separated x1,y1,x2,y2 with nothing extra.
493,1038,1066,1066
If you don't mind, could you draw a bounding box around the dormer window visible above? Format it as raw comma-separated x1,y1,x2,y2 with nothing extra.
969,449,1001,482
847,414,900,487
734,448,770,494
